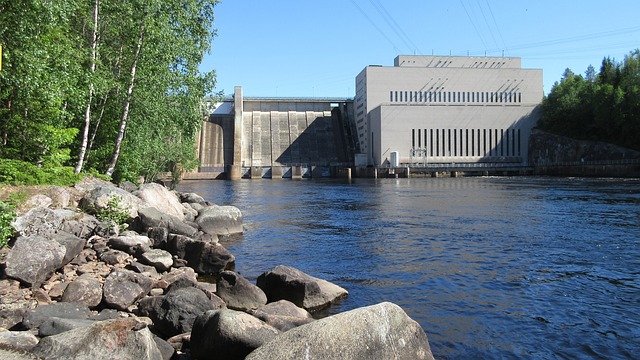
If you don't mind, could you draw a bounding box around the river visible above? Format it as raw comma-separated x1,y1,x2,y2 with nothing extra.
178,176,640,359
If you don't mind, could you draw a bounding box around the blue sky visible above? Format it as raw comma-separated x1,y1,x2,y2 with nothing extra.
201,0,640,98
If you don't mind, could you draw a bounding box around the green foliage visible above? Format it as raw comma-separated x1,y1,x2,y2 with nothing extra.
0,0,219,183
539,49,640,151
95,196,129,225
0,201,16,248
0,159,82,186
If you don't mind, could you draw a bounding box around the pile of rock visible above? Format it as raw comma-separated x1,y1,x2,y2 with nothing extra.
0,178,434,359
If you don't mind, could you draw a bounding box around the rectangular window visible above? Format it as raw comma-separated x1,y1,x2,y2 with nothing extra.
430,129,434,156
460,129,464,156
489,130,493,156
419,92,423,102
438,92,442,102
405,91,408,102
495,129,498,156
471,130,475,156
415,91,418,102
519,93,522,103
412,129,415,148
505,129,510,156
400,91,403,102
442,129,446,156
390,91,393,102
424,129,428,152
395,91,398,102
483,129,487,155
500,129,504,155
462,92,465,102
448,129,451,156
453,129,457,156
418,128,421,148
435,129,439,156
477,129,481,156
465,129,469,156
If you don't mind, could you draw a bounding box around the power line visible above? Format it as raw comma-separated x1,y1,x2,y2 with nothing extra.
350,0,402,53
460,0,488,50
369,0,421,54
484,0,507,54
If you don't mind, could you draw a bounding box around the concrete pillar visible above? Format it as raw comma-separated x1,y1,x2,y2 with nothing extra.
451,171,458,178
405,167,410,178
291,166,302,179
229,86,243,180
250,166,261,179
271,166,283,179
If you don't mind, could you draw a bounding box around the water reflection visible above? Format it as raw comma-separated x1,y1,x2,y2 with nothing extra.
179,177,640,359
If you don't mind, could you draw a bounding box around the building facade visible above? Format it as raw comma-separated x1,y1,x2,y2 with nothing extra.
354,55,543,166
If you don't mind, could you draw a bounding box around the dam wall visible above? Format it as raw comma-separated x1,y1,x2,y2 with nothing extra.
191,87,355,179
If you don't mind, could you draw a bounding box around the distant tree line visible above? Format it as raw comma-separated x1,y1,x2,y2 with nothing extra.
0,0,219,185
538,49,640,151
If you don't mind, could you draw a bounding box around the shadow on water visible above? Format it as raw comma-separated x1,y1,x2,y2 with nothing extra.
179,177,640,360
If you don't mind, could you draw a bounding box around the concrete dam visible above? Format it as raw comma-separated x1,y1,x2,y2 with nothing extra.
192,87,356,179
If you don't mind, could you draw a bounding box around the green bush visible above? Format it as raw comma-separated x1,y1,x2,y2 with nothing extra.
95,196,130,226
0,158,83,186
0,201,16,248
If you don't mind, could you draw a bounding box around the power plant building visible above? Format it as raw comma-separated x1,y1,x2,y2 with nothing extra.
354,55,543,167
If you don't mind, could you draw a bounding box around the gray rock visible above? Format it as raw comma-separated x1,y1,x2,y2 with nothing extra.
245,302,435,360
31,318,163,360
139,249,174,272
0,331,39,352
102,269,154,311
99,248,131,265
167,235,235,275
118,181,138,193
79,185,142,220
216,271,267,311
182,204,198,222
61,274,103,308
191,309,280,360
126,261,160,280
22,302,92,330
147,286,225,337
147,226,169,247
38,317,96,337
195,205,243,236
138,207,198,237
161,267,198,286
4,236,66,287
256,265,348,312
51,231,86,265
0,308,27,330
60,213,99,240
250,300,314,331
186,241,235,275
179,192,206,205
11,207,64,237
23,194,52,209
153,335,175,360
135,183,185,221
108,234,152,253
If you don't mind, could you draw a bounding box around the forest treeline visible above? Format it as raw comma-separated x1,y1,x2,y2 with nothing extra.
0,0,219,185
539,50,640,151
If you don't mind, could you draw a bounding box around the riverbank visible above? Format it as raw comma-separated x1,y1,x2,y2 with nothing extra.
0,178,434,359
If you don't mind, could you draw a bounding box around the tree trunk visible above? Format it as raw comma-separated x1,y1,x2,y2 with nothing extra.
105,23,144,177
75,0,99,174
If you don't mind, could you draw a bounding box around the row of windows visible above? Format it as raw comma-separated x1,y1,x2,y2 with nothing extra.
390,90,522,104
410,128,522,157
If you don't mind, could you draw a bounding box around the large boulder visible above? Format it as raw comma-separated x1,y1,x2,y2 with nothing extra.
79,185,142,220
167,235,235,275
51,231,86,265
146,285,226,337
61,274,103,308
256,265,348,312
31,318,164,360
138,207,197,237
4,236,66,287
38,317,96,337
0,331,39,352
139,249,174,272
249,300,314,331
216,271,267,311
108,234,152,253
195,205,243,236
135,183,185,221
22,302,92,330
190,309,280,360
102,269,154,311
245,302,434,360
11,207,64,237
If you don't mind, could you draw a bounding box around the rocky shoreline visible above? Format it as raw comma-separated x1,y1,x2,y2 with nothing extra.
0,178,434,359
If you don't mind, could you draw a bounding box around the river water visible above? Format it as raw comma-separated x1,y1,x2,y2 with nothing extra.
178,176,640,359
